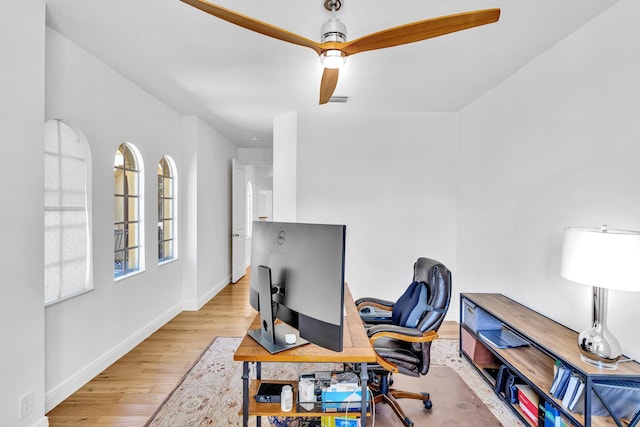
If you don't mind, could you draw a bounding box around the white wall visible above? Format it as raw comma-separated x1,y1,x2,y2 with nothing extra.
44,29,237,409
459,0,640,360
181,116,237,310
0,1,47,426
273,112,298,222
276,111,459,315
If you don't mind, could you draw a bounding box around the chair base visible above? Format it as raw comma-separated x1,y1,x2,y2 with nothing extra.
369,372,432,427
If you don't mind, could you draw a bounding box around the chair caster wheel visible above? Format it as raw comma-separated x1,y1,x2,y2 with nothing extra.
422,392,432,410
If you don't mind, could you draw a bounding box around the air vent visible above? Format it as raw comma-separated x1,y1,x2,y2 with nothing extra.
328,96,350,103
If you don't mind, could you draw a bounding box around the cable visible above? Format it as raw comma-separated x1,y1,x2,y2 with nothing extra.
368,386,375,427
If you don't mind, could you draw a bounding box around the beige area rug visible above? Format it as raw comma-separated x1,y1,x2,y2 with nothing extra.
146,337,524,427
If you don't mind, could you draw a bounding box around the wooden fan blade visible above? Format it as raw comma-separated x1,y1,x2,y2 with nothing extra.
319,68,339,105
339,9,500,56
181,0,323,55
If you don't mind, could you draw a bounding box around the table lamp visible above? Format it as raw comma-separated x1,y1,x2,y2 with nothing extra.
560,225,640,369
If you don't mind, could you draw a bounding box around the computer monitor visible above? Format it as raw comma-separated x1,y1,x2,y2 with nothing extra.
248,221,346,353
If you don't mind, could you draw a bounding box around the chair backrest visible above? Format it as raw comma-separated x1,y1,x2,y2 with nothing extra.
389,258,452,332
413,257,452,333
390,281,430,328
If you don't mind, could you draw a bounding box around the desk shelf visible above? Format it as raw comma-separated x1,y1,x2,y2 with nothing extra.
460,293,640,427
242,380,371,418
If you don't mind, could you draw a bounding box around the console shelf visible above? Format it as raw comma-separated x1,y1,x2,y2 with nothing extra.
460,293,640,427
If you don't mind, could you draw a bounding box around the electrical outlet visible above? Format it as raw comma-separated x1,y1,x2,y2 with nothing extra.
19,391,34,420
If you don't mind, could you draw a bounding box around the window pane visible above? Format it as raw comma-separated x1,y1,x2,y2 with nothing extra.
60,156,85,191
58,122,83,157
62,225,87,261
127,248,139,271
127,197,138,223
60,258,86,297
62,191,86,208
44,213,62,266
163,177,172,197
44,153,61,190
126,222,138,247
114,229,126,276
162,241,172,259
163,220,173,239
162,199,171,218
159,157,168,174
125,170,138,195
114,168,125,195
158,197,164,219
123,148,136,169
157,175,164,197
114,196,125,223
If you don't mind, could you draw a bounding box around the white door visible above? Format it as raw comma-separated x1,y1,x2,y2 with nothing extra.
231,158,246,283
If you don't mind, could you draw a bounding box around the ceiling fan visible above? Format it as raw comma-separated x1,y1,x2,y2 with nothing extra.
180,0,500,104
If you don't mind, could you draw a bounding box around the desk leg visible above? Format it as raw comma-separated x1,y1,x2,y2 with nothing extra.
360,362,369,425
242,362,250,427
256,362,261,427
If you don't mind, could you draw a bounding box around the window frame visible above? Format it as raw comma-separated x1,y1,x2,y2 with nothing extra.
158,155,177,264
114,142,145,279
44,119,93,306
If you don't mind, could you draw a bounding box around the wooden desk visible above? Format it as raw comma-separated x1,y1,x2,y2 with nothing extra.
234,284,376,426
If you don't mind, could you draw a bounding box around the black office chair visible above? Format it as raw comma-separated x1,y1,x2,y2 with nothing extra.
355,257,452,427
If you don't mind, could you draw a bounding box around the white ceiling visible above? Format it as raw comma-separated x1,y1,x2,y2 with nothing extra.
45,0,619,148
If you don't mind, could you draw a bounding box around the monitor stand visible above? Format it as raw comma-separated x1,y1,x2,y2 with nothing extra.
247,265,308,354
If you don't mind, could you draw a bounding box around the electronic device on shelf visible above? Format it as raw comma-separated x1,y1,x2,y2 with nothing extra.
254,382,293,403
249,221,346,353
479,328,530,349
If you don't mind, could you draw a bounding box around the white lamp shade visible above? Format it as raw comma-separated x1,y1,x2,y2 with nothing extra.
561,227,640,291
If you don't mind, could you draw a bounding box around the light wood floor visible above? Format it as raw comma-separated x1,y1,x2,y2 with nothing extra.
46,272,458,426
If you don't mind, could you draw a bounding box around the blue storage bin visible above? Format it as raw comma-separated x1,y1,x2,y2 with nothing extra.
462,299,502,332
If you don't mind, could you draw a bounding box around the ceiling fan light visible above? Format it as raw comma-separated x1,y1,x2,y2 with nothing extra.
321,50,346,69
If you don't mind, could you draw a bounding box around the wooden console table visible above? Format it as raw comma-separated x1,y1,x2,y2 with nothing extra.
233,285,376,427
460,293,640,427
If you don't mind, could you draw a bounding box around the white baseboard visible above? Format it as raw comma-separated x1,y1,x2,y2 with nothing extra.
32,416,49,427
182,276,230,311
44,303,182,412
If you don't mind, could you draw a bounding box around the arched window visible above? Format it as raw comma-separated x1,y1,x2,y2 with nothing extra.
158,156,177,262
114,143,144,278
44,119,93,304
246,181,253,238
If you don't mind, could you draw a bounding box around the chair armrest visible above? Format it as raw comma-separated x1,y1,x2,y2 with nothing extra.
367,326,439,374
355,297,395,312
367,324,439,343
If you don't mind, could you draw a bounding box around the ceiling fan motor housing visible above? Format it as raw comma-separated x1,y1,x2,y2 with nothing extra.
321,16,346,43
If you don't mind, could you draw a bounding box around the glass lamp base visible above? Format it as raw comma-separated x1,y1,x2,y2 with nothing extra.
579,353,619,370
578,325,621,370
577,286,622,370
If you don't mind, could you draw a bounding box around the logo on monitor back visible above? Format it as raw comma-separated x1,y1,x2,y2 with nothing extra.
277,231,286,245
